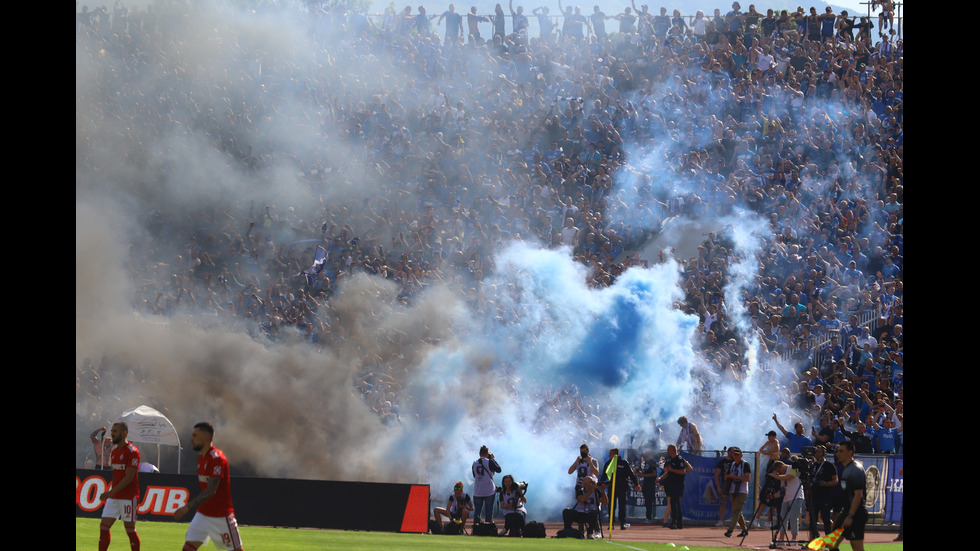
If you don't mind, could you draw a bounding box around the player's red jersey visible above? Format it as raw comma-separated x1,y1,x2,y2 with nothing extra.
110,442,141,500
197,446,235,517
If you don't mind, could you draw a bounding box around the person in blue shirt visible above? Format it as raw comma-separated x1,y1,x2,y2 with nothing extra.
415,5,436,35
871,417,901,454
880,256,900,281
817,309,843,336
824,334,845,364
509,0,528,35
532,6,554,40
830,418,849,444
437,4,464,44
725,2,743,42
772,413,812,453
854,388,875,421
558,2,589,39
781,293,807,317
819,7,836,39
652,7,671,38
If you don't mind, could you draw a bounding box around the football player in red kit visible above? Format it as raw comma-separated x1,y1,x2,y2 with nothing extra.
97,422,141,551
174,422,243,551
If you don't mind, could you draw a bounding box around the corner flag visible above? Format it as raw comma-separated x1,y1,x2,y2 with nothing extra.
605,454,618,480
807,527,844,550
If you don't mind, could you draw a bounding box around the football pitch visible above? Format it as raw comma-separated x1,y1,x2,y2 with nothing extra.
76,518,900,550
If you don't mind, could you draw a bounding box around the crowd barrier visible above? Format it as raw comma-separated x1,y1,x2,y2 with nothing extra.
78,451,900,531
623,451,903,527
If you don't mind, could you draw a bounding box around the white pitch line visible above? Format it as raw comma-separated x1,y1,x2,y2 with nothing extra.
604,540,655,551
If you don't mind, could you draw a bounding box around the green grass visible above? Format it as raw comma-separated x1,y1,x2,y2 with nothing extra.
76,518,901,550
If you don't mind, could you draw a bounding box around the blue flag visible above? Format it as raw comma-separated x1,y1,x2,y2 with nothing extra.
296,245,328,284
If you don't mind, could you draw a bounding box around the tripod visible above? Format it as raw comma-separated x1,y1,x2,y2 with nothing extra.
741,471,784,547
740,490,811,548
769,482,816,550
739,496,782,548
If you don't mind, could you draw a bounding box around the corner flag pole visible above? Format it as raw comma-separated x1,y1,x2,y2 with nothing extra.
606,455,618,539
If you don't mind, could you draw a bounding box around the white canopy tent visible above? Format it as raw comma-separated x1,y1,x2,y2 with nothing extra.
113,405,183,473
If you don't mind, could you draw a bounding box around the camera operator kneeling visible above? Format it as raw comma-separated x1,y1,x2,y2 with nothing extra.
498,475,527,537
561,475,608,539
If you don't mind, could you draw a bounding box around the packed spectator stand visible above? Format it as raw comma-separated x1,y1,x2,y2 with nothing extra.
76,1,902,463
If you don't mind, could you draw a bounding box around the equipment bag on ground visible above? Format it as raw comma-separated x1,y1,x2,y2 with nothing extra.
472,521,498,536
524,520,547,538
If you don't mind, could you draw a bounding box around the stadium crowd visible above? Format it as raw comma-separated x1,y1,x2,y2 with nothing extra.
76,0,902,464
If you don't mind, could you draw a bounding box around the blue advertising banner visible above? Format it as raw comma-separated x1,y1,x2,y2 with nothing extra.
884,455,903,523
681,452,752,522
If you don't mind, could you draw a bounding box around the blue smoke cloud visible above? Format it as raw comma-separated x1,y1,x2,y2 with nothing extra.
401,242,702,519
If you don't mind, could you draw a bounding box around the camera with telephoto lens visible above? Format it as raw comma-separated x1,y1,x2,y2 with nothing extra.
760,473,783,506
791,447,816,484
496,481,528,495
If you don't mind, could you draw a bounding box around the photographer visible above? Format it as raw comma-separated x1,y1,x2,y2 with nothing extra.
713,448,734,528
757,457,784,530
562,474,608,539
755,433,781,528
768,459,804,542
568,443,600,495
433,481,473,532
498,475,527,537
809,445,838,536
472,445,501,526
722,447,751,538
